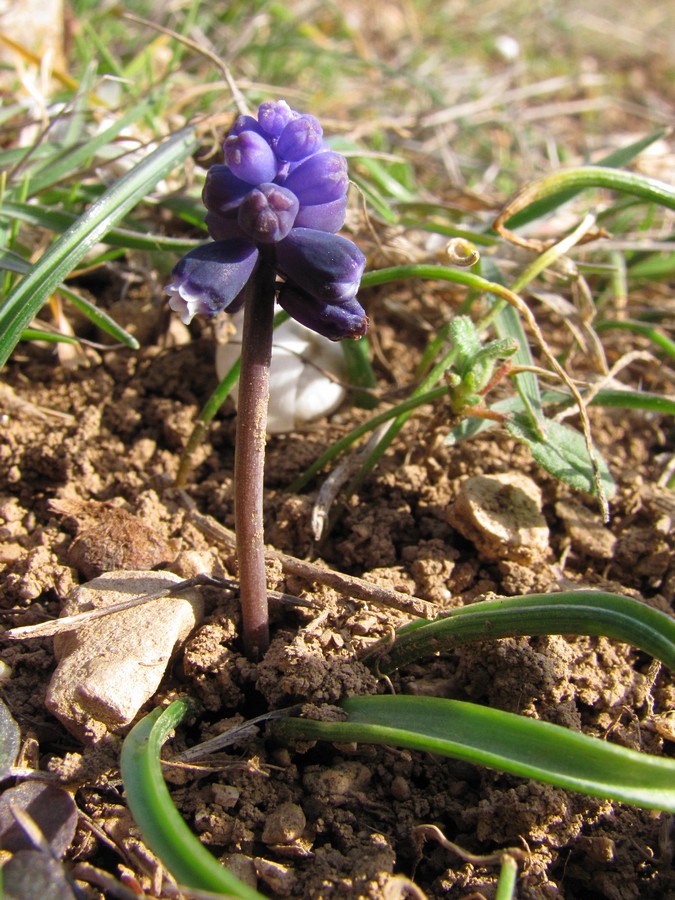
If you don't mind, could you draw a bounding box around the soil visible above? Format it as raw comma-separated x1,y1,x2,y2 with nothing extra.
0,254,674,899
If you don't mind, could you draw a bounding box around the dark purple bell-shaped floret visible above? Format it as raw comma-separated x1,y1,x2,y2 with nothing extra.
277,228,366,304
278,283,368,341
166,239,259,323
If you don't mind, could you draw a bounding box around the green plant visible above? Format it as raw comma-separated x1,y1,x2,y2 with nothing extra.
121,589,675,895
288,147,675,521
165,100,367,657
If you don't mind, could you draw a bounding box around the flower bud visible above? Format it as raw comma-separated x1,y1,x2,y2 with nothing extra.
202,164,251,213
257,100,297,137
223,130,278,184
229,114,266,136
278,284,368,341
277,228,366,303
294,197,347,233
275,114,323,161
282,151,349,205
205,210,245,241
165,240,259,323
238,184,299,244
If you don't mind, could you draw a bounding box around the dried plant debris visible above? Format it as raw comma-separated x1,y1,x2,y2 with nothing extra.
0,696,20,779
1,851,78,900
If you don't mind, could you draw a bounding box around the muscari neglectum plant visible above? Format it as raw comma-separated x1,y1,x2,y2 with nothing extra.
166,100,367,657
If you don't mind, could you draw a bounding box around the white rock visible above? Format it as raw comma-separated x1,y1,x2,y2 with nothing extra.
216,308,347,433
45,570,203,741
448,473,549,564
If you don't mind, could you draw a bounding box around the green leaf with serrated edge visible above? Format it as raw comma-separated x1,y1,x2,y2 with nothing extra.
505,412,615,498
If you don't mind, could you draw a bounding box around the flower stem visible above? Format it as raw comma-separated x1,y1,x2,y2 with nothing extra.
234,247,276,658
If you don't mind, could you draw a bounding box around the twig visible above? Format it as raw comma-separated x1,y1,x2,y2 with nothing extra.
1,575,236,640
120,12,249,115
187,507,436,619
2,574,316,641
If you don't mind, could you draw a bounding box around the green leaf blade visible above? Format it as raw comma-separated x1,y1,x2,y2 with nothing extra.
505,412,615,498
120,701,264,899
0,126,198,370
371,590,675,674
281,695,675,812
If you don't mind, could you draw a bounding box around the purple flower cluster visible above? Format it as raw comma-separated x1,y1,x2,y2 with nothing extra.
166,100,368,341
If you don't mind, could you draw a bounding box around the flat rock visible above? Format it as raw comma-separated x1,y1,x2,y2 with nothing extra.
448,473,549,564
45,570,203,741
555,499,616,560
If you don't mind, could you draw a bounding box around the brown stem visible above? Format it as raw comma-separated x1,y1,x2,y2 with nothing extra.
234,247,277,658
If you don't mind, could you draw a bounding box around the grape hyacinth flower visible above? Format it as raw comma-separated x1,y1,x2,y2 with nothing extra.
166,101,367,658
166,99,367,341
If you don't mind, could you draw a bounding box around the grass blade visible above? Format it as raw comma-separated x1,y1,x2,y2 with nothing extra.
279,695,675,813
0,126,197,370
495,166,675,242
22,102,151,196
19,328,78,345
120,700,264,899
1,201,202,253
500,129,669,231
595,318,675,359
58,285,140,349
585,388,675,415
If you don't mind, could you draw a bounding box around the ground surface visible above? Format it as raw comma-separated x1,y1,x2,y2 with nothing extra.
0,262,674,898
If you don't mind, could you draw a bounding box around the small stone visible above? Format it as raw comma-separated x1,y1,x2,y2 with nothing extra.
169,549,226,580
303,761,371,800
45,570,203,741
254,858,295,896
390,775,411,801
652,710,675,742
448,473,549,564
261,802,306,845
212,784,240,809
220,854,258,889
578,835,615,863
555,499,616,560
